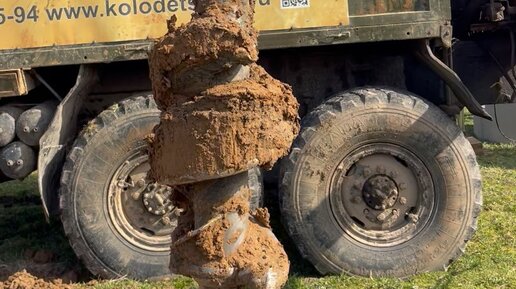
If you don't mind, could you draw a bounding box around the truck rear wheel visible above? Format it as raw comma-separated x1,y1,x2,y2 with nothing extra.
280,88,482,277
60,95,263,280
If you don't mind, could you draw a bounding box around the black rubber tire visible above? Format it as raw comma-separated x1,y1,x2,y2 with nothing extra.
280,88,482,278
60,95,263,280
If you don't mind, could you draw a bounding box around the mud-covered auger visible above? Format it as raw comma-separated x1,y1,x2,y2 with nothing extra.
148,1,300,288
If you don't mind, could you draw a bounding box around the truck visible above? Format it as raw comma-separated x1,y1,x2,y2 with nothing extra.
0,0,514,281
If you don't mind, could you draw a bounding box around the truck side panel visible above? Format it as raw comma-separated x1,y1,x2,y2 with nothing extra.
0,0,450,70
0,0,348,51
351,0,430,15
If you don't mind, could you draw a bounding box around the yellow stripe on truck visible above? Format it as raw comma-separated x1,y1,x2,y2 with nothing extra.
0,0,349,50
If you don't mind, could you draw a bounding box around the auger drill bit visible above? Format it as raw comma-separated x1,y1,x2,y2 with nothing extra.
149,1,299,288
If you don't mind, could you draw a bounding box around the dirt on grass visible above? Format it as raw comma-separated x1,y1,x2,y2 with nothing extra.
0,251,85,289
0,270,74,289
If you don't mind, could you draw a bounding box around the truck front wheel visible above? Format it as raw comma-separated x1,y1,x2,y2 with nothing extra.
280,88,482,277
60,95,263,280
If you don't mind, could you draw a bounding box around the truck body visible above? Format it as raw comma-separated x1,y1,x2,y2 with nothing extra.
0,0,514,281
0,0,447,69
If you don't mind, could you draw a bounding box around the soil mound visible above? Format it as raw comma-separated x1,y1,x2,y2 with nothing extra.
0,270,74,289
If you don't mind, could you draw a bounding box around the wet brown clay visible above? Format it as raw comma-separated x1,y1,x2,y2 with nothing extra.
148,0,299,185
149,0,258,100
148,1,297,288
0,270,74,289
169,176,289,289
149,64,299,185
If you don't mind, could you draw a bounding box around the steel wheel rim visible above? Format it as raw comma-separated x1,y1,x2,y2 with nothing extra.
329,143,436,247
107,148,178,252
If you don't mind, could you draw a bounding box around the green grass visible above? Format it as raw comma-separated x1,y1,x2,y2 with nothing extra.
1,143,515,289
0,175,75,264
0,175,195,288
79,278,196,289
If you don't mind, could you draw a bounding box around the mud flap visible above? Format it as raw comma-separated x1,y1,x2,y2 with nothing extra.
38,65,98,219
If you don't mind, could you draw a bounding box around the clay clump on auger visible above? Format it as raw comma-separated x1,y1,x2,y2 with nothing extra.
148,0,299,288
149,0,299,185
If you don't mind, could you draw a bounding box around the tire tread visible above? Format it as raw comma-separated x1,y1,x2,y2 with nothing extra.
60,94,155,279
280,87,482,277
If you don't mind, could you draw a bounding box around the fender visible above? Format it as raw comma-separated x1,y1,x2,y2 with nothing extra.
38,65,98,219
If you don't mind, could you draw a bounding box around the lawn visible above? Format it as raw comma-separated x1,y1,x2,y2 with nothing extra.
0,144,514,289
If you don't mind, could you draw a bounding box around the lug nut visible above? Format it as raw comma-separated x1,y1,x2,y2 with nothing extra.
162,216,171,225
117,180,127,188
408,213,419,223
377,211,388,222
399,197,407,205
147,207,153,212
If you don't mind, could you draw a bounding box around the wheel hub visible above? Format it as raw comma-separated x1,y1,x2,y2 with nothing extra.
108,151,179,252
362,175,399,211
142,183,174,216
329,144,435,247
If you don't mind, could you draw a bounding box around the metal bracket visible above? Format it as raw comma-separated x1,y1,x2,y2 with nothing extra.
415,40,492,120
440,23,453,48
0,69,35,97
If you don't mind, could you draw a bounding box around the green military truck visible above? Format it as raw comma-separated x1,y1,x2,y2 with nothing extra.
0,0,513,281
